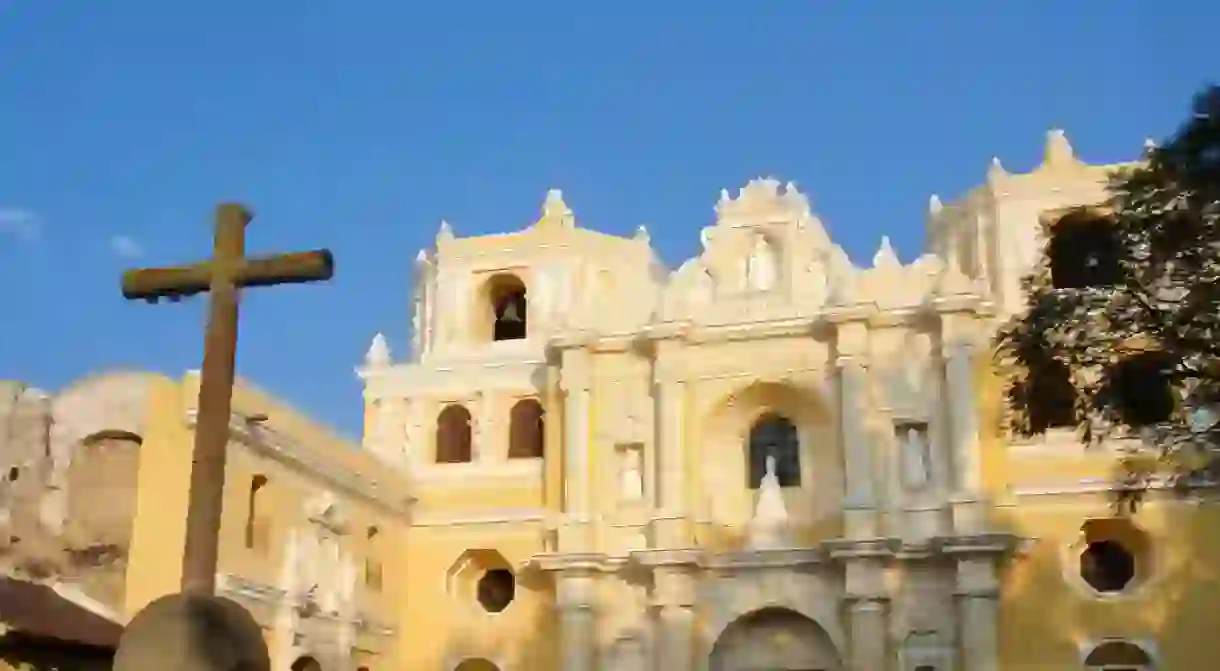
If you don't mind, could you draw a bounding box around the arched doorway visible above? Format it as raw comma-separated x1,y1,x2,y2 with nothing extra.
709,607,842,671
454,659,500,671
291,656,322,671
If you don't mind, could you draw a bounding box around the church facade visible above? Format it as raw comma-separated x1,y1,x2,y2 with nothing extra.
7,130,1220,671
359,130,1220,670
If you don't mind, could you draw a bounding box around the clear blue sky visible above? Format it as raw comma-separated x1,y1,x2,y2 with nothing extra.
1,2,1215,440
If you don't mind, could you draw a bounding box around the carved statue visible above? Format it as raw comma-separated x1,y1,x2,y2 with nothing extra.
902,426,931,489
746,234,778,292
748,456,790,550
619,448,643,502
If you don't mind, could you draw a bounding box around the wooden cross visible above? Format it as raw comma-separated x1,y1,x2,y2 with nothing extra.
121,203,334,596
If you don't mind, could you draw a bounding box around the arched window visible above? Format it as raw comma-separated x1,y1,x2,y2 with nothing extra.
364,525,383,592
1048,213,1121,289
485,274,528,342
1027,360,1077,433
436,404,473,463
1084,640,1153,669
245,474,268,551
747,413,801,489
454,660,500,671
1111,353,1175,428
508,399,545,459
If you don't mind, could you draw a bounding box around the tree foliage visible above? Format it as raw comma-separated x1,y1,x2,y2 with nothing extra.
995,85,1220,503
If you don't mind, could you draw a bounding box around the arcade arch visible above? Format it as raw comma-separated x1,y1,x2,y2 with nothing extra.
709,607,842,671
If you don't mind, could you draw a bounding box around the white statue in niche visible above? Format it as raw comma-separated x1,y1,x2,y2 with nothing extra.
901,424,931,489
748,456,790,549
745,233,778,292
619,447,644,503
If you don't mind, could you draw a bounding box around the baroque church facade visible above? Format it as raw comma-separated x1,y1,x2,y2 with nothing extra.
357,130,1218,670
5,130,1218,671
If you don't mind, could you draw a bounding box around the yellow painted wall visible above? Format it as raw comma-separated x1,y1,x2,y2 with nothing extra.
122,373,405,670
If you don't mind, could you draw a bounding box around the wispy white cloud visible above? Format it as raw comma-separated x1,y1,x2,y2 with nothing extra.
109,234,144,259
0,208,41,242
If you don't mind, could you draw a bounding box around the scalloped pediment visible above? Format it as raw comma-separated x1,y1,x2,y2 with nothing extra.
658,179,857,322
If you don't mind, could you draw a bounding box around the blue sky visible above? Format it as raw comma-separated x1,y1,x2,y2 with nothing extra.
1,2,1215,439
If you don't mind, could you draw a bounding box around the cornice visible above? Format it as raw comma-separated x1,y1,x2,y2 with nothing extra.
540,299,994,355
366,358,547,398
520,533,1026,576
183,410,415,521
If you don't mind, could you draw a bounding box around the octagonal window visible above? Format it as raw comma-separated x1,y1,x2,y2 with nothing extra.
1080,540,1135,592
477,568,516,613
1075,518,1150,596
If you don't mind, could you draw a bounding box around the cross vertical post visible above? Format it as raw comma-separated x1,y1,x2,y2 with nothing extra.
120,203,334,596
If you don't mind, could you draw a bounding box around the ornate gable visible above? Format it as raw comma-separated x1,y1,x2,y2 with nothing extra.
658,179,856,323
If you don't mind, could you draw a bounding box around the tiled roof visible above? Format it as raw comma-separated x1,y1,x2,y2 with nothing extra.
0,577,122,649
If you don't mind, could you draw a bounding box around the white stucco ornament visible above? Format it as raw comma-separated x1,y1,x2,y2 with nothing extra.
902,426,931,489
619,448,644,502
365,333,391,369
538,188,576,228
872,236,900,269
748,456,790,550
745,233,778,292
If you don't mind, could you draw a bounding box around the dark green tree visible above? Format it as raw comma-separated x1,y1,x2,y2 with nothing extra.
995,85,1220,505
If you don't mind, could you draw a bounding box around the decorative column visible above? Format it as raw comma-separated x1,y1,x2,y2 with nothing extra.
836,347,877,539
942,331,986,533
411,250,430,359
560,348,594,551
956,555,1000,671
475,391,493,463
839,549,890,671
651,566,696,671
557,569,597,671
652,358,689,548
847,597,889,671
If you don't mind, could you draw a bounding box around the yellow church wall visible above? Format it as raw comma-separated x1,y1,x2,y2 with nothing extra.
968,344,1220,669
995,497,1220,669
122,374,194,617
392,524,556,671
414,483,543,512
121,372,407,669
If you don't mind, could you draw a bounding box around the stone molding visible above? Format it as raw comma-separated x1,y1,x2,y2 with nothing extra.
522,534,1022,577
217,572,397,637
183,410,414,520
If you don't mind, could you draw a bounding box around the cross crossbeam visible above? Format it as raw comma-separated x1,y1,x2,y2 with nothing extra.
120,203,334,596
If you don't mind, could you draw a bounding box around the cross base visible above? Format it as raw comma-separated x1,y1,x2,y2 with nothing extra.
112,593,269,671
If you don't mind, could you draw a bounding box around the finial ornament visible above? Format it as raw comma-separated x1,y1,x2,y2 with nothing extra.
873,235,900,269
436,220,454,244
537,188,575,228
987,157,1009,184
365,333,391,368
1043,128,1076,168
634,224,650,243
929,194,943,215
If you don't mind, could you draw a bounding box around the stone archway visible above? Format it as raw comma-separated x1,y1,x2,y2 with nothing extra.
709,607,842,671
454,659,500,671
698,381,837,530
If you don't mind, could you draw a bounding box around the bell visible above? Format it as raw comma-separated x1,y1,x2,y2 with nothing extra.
501,301,522,322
